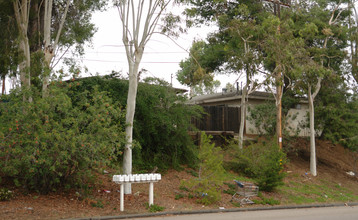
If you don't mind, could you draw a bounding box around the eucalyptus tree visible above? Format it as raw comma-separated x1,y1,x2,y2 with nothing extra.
177,40,219,97
114,0,182,194
13,0,31,101
0,1,18,95
42,0,71,97
12,0,106,98
41,0,107,97
179,0,298,149
292,0,348,176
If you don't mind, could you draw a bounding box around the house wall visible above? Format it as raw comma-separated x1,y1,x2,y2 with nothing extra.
194,96,310,137
285,108,310,137
245,102,310,137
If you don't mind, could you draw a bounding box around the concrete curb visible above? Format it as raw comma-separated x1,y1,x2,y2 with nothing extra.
70,202,358,220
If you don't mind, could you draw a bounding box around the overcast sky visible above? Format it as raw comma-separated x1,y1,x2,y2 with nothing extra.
67,5,236,91
1,3,237,94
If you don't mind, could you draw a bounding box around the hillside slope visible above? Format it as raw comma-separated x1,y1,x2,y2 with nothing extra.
0,139,357,219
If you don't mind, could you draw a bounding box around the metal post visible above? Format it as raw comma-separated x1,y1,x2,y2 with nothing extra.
120,184,124,211
149,182,154,206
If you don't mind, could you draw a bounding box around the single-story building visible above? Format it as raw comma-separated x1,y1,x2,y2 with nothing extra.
188,89,310,137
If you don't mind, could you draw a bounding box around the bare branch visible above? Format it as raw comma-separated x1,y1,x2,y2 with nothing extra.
54,0,71,49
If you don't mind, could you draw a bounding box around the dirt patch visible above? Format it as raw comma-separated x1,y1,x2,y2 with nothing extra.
1,138,358,220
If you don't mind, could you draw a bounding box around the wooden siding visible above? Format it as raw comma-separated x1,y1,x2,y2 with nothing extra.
191,106,240,133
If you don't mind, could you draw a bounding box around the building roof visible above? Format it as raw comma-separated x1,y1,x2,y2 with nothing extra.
188,90,307,105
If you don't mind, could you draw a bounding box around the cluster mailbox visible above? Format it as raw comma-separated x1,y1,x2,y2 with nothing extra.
113,173,161,183
113,173,162,211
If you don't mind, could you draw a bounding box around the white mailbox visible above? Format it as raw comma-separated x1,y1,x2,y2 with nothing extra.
113,173,162,212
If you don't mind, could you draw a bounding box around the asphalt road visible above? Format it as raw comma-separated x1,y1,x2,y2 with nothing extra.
133,206,358,220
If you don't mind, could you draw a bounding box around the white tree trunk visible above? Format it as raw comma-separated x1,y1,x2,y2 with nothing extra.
42,0,70,97
308,88,317,176
19,37,31,89
123,59,141,194
276,67,283,149
13,0,31,102
238,85,247,149
117,0,172,194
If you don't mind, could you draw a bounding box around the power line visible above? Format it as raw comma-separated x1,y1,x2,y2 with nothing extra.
65,57,180,64
85,51,187,54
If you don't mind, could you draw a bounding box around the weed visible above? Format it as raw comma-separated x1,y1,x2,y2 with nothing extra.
175,193,184,200
224,182,236,190
186,169,198,177
231,201,241,207
0,188,13,201
223,182,237,195
252,192,280,205
179,185,189,192
91,199,104,208
146,203,165,212
223,189,236,196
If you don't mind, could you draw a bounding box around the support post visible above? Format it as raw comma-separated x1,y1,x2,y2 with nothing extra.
149,182,154,206
120,184,124,211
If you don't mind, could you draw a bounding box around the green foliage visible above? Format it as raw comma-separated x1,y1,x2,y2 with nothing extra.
176,40,218,95
73,76,202,170
253,192,280,205
179,185,189,192
0,83,125,193
223,182,236,196
232,138,287,192
316,85,358,151
247,102,276,136
0,188,13,201
146,203,165,212
91,199,104,208
186,169,198,177
182,132,225,205
0,0,18,82
175,193,185,200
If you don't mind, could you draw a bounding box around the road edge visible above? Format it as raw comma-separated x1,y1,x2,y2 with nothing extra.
69,202,358,220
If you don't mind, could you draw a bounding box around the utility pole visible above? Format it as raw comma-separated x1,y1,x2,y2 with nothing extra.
262,0,291,150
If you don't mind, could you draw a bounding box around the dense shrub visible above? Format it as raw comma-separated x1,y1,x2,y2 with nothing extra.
316,89,358,150
71,76,202,170
182,132,225,205
0,188,13,201
233,138,287,192
247,102,277,136
0,84,125,193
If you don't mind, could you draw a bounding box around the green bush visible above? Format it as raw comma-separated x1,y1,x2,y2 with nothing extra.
247,102,276,136
0,84,125,193
182,132,225,205
233,138,287,192
72,76,202,170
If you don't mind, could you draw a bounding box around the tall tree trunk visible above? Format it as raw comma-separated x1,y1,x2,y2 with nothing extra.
350,0,358,84
42,0,70,97
308,87,317,176
117,0,172,195
42,49,54,97
1,76,5,95
276,64,283,149
42,0,54,98
14,0,31,102
308,76,322,177
19,36,31,101
123,59,141,194
238,86,247,150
